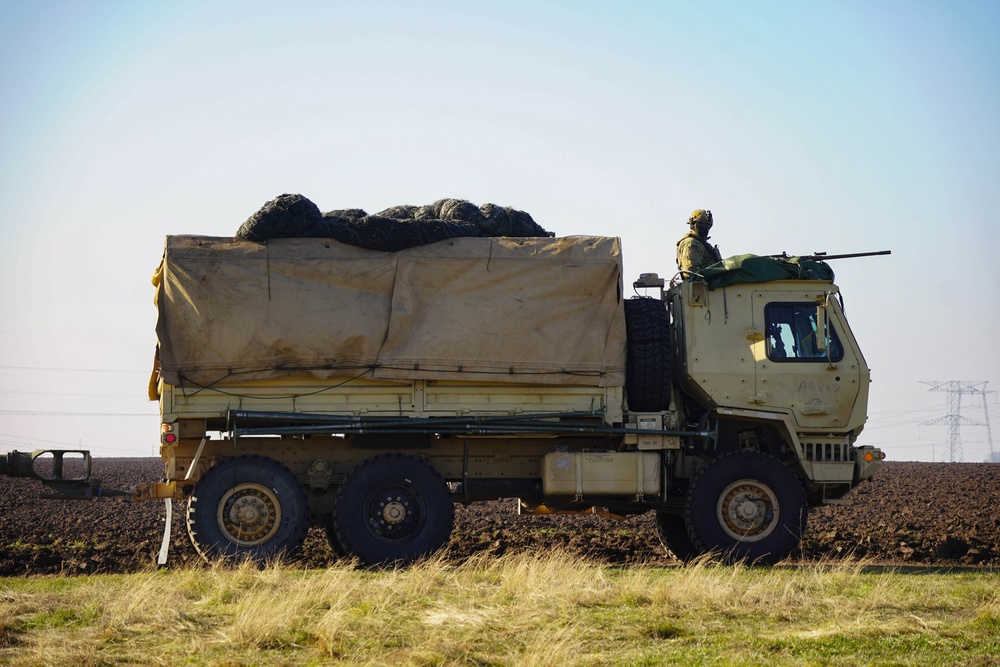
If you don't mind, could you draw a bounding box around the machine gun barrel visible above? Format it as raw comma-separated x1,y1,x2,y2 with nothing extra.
770,250,891,261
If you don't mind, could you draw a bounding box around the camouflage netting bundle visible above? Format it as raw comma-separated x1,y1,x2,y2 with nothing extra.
236,194,554,250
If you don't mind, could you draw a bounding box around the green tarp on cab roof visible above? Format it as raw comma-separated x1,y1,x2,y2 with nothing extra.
698,254,835,289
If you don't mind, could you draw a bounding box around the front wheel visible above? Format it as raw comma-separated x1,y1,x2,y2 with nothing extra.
685,452,807,564
333,453,455,566
323,522,349,559
186,455,310,562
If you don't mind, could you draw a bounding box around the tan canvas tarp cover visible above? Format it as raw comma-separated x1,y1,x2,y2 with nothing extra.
153,235,626,389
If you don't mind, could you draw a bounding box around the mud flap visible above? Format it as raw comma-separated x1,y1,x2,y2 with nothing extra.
157,498,172,566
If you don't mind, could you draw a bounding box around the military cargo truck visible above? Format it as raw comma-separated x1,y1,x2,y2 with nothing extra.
2,234,883,565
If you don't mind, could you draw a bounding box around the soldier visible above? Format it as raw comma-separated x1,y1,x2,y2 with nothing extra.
676,209,722,274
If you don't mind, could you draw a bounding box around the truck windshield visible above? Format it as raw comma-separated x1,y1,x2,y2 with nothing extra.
764,303,843,362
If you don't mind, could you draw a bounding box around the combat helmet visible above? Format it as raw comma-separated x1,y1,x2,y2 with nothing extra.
688,209,713,227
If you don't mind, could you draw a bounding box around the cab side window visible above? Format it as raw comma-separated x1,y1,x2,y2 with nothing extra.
765,303,843,362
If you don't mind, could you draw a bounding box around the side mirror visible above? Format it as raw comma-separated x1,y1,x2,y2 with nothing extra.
816,293,839,368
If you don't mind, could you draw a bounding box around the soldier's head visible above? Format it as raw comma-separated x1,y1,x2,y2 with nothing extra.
688,209,713,237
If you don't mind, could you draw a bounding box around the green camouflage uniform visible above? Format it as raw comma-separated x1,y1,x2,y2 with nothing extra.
676,231,722,273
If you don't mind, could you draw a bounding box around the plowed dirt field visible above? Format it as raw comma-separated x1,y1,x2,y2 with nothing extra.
2,460,998,576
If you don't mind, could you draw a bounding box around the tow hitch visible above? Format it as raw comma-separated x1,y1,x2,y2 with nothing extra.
0,449,131,499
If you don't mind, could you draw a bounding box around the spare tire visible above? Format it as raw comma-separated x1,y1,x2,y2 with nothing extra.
624,297,672,411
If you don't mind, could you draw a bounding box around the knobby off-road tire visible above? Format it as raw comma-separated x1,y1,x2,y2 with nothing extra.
654,511,701,563
685,451,807,565
333,453,455,567
623,297,672,412
186,455,310,563
323,523,349,559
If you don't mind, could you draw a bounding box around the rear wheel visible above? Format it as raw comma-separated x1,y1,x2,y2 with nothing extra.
333,453,454,566
685,452,807,564
186,455,309,562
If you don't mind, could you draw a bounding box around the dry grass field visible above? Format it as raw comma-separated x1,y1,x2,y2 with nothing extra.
1,552,998,666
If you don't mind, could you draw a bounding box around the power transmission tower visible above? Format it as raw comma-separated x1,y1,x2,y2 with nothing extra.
921,381,993,462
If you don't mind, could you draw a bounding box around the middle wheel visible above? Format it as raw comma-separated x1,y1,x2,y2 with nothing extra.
333,453,455,566
654,511,702,563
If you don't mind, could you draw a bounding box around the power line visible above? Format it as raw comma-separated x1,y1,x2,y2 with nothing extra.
0,389,141,398
0,432,158,457
0,365,146,374
0,410,157,417
0,433,82,448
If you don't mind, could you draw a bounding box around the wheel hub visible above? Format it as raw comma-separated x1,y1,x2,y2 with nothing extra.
736,497,761,522
382,499,407,525
217,483,282,546
237,502,262,523
717,480,779,542
365,489,421,540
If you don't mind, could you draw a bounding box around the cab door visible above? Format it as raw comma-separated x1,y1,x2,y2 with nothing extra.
750,288,861,429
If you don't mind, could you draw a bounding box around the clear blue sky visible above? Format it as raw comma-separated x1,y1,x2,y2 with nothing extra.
1,1,998,460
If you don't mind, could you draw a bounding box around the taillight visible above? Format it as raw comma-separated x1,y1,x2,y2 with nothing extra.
161,423,178,445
